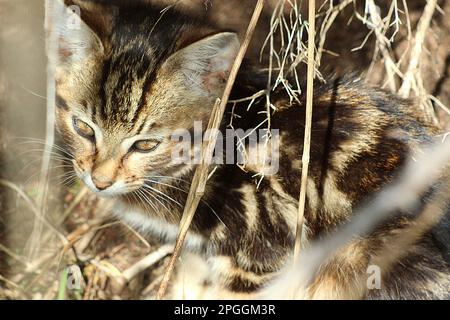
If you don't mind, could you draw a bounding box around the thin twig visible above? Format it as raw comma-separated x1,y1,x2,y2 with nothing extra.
293,0,315,264
360,0,402,92
0,243,30,268
156,0,265,300
316,0,354,66
122,245,173,282
399,0,437,98
10,220,102,284
58,186,89,225
120,221,152,249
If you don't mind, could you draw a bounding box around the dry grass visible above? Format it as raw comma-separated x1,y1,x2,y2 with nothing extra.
294,0,316,263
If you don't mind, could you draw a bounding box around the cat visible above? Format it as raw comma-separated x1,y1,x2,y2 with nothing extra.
52,0,450,299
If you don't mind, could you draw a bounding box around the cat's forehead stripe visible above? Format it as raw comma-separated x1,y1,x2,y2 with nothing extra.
92,11,184,128
100,54,156,128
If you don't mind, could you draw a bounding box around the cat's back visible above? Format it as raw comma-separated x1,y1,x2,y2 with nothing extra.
270,77,438,192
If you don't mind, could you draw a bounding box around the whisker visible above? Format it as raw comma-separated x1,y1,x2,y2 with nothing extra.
145,179,212,209
141,184,182,207
143,179,229,231
18,147,72,157
60,176,78,186
136,189,159,213
15,139,74,158
140,187,174,213
52,171,78,186
49,164,74,170
145,179,187,193
18,149,73,162
145,175,191,184
20,160,75,187
146,178,230,232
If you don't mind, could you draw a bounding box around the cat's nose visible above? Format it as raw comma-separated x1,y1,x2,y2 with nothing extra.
92,175,113,191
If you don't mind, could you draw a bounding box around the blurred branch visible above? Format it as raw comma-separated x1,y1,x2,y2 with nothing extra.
27,0,60,260
0,179,68,245
372,183,449,274
261,138,450,299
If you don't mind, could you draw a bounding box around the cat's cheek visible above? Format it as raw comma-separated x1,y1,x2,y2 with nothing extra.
121,153,148,180
64,136,96,173
75,155,94,172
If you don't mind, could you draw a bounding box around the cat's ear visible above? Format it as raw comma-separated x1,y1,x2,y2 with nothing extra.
46,0,113,65
163,32,240,96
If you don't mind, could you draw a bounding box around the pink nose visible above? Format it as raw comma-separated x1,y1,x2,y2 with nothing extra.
92,175,113,190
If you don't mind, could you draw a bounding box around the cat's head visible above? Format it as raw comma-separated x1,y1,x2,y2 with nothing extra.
52,1,239,197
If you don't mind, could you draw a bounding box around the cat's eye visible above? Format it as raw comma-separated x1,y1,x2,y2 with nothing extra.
73,117,95,140
132,139,161,153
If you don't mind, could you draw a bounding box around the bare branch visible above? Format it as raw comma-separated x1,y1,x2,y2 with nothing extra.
293,0,316,263
156,0,265,299
399,0,437,98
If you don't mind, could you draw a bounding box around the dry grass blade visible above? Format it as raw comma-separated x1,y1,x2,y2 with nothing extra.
293,0,315,263
316,0,354,66
0,179,68,245
364,0,402,92
399,0,437,98
58,187,89,225
156,0,265,300
122,245,173,282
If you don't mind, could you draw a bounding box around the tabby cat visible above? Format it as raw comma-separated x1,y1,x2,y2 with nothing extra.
52,0,450,299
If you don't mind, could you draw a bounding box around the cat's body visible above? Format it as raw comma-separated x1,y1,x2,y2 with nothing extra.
53,0,450,299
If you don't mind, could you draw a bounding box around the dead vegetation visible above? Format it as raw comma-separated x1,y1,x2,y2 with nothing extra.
0,0,449,300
